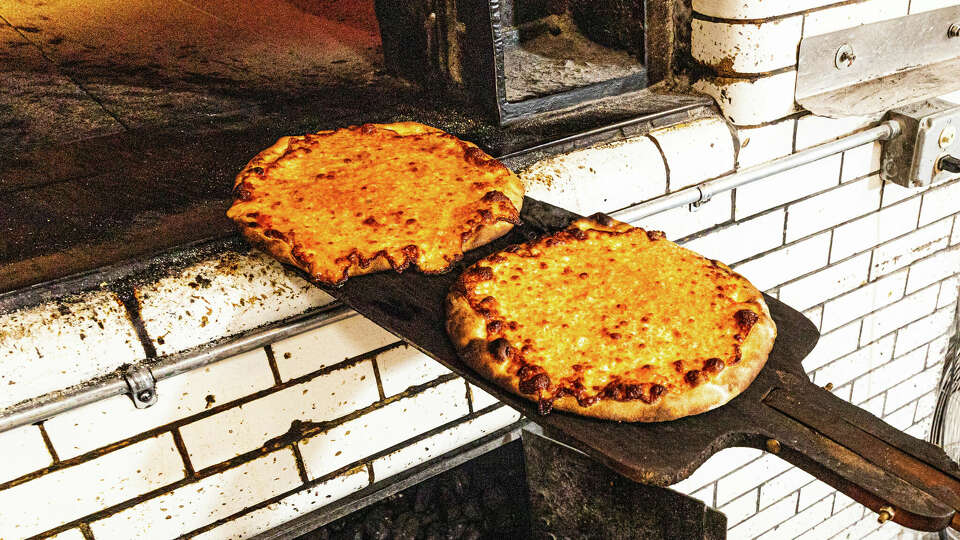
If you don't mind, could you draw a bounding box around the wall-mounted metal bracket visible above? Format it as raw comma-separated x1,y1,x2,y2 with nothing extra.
124,364,158,409
882,99,960,187
797,6,960,118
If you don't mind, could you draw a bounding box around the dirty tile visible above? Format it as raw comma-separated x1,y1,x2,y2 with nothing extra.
376,343,452,397
272,313,398,381
648,117,736,190
193,465,369,540
0,433,184,539
371,406,521,481
692,17,802,74
90,447,301,540
0,290,145,410
179,360,379,470
520,136,667,215
694,72,798,126
0,424,53,484
44,348,275,459
136,249,334,355
300,379,470,479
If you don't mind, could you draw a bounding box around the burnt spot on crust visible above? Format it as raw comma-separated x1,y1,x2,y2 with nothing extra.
538,398,554,415
486,320,503,335
673,360,684,373
401,244,419,263
362,216,378,226
264,229,286,241
646,230,666,241
685,370,704,387
487,338,514,363
519,373,551,394
703,357,725,374
649,384,666,402
734,309,759,332
360,123,377,135
481,190,511,204
731,344,742,364
464,146,489,166
233,182,255,201
249,166,265,175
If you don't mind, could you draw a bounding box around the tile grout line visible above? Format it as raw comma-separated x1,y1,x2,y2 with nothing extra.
264,345,284,386
370,357,387,401
114,286,159,360
171,427,196,477
290,442,310,485
36,422,60,464
0,347,433,492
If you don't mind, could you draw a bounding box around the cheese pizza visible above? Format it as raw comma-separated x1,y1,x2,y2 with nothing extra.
445,217,776,421
227,122,524,285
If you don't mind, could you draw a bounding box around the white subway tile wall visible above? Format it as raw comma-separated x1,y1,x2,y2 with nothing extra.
2,2,959,538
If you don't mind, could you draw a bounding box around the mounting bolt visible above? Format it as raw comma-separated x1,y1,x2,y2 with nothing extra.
877,506,895,524
835,44,856,69
940,126,957,149
766,439,781,454
823,382,834,391
137,389,153,402
949,23,960,38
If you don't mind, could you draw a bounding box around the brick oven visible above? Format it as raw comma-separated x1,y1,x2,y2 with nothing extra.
2,1,960,539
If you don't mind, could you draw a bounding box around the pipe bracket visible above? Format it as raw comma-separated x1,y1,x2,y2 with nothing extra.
124,364,158,409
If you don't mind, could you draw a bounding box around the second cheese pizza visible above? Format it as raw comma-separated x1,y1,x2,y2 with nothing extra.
446,217,776,422
228,122,524,285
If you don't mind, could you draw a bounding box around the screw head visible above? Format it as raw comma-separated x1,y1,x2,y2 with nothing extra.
949,23,960,38
766,439,781,454
137,389,154,402
940,126,957,149
877,506,895,524
835,44,856,69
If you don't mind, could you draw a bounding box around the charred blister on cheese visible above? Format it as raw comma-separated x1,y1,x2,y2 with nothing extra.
487,337,514,363
703,357,725,374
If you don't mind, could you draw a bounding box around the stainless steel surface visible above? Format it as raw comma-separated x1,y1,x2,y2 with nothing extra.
611,120,901,224
883,99,960,187
797,6,960,117
0,302,355,433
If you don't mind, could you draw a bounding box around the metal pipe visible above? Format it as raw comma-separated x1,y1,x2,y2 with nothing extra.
610,120,901,223
0,302,355,433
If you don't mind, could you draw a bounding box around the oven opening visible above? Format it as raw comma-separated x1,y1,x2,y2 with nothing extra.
502,1,646,103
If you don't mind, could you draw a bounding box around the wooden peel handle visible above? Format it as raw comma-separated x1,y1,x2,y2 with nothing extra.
761,383,960,532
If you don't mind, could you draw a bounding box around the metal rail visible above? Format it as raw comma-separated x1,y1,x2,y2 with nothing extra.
610,120,901,223
0,119,903,434
0,302,354,433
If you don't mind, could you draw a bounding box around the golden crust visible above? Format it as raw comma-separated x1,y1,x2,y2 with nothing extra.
445,220,777,422
228,122,524,285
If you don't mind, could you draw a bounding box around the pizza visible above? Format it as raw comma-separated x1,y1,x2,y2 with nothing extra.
445,217,776,422
227,122,524,285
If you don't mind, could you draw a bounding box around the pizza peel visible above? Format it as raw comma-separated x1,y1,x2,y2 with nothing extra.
312,197,960,532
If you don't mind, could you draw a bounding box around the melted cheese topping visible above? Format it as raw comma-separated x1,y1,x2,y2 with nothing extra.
228,123,522,284
469,225,759,398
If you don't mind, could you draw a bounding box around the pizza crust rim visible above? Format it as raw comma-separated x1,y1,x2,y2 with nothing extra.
229,122,525,285
444,242,777,423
